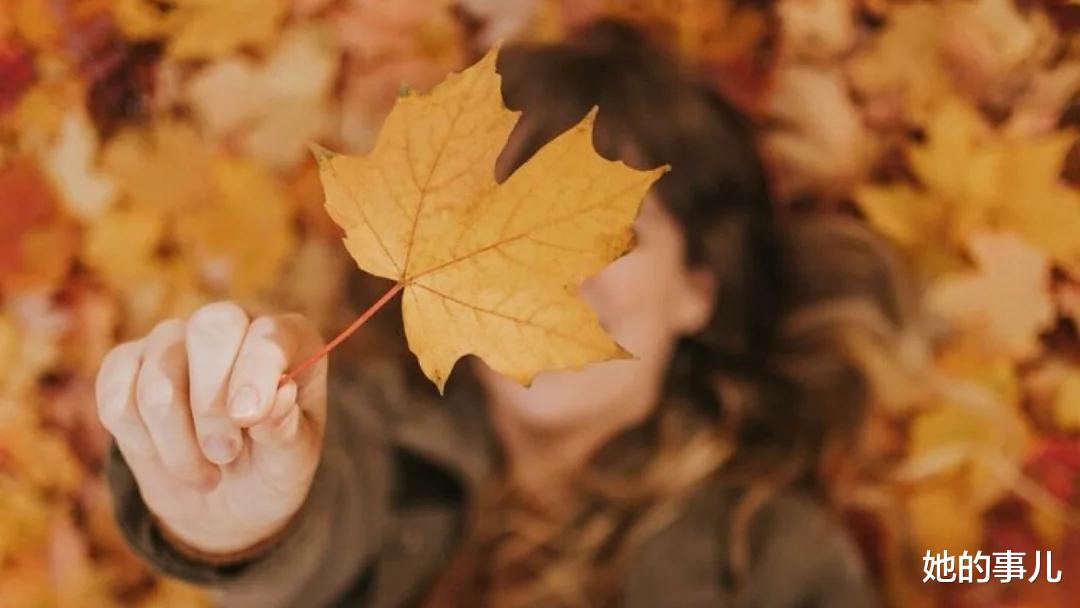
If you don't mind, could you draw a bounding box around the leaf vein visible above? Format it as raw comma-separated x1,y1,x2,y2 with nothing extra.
411,176,648,281
412,283,608,351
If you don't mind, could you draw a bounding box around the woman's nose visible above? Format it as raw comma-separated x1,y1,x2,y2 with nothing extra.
578,274,603,308
581,270,614,317
574,269,617,328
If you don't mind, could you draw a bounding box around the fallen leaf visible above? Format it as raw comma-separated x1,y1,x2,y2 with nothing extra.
102,120,213,214
1006,62,1080,137
81,204,203,335
1051,369,1080,432
0,160,77,293
5,79,71,142
334,0,458,64
571,0,773,108
907,402,1030,508
457,0,542,46
0,295,64,396
762,65,872,200
0,474,53,564
317,49,664,390
907,481,984,556
854,183,944,251
940,0,1058,114
905,333,1030,507
857,98,1080,276
335,0,462,152
776,0,856,62
185,25,339,169
908,98,997,215
340,58,455,152
1025,438,1080,547
1056,278,1080,328
0,553,51,608
8,0,60,50
976,132,1080,275
927,232,1053,359
848,3,950,122
85,40,162,137
137,577,212,608
113,0,286,60
598,0,764,66
175,158,296,296
41,109,118,221
852,182,964,279
908,111,1080,275
81,204,167,290
0,39,36,113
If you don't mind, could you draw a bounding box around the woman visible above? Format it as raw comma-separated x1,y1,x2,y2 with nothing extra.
99,20,913,607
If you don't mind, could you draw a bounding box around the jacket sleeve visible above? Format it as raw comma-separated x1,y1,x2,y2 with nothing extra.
734,490,880,608
105,368,394,608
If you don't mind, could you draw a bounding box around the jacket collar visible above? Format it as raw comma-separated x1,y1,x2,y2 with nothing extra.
394,380,497,492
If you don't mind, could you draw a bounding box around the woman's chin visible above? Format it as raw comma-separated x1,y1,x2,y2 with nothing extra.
480,361,638,432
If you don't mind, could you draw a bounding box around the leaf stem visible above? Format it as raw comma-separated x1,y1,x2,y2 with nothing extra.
280,281,405,384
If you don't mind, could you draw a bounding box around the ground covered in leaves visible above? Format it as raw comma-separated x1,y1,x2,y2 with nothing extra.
0,1,1078,606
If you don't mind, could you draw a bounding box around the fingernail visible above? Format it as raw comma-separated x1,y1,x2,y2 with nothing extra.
229,385,259,419
202,435,238,464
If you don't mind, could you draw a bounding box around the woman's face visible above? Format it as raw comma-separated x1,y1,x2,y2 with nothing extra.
473,194,715,435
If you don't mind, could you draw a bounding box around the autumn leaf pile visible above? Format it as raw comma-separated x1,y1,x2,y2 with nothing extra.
0,1,1077,606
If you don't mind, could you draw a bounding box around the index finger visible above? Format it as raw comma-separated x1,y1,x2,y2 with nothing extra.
186,301,248,465
227,313,324,427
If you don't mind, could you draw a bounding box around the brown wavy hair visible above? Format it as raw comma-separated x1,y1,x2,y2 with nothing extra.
415,19,921,608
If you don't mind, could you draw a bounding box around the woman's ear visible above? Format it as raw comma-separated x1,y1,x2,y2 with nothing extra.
672,266,716,334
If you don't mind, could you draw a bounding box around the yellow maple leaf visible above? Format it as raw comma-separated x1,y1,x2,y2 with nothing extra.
316,49,665,391
5,80,70,143
856,97,1080,278
113,0,286,60
978,133,1080,275
852,182,965,279
102,120,214,214
854,183,943,250
907,99,998,215
82,205,167,290
175,158,297,297
905,334,1030,510
81,202,205,335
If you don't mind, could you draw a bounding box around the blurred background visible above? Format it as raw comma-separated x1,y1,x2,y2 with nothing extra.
0,0,1078,606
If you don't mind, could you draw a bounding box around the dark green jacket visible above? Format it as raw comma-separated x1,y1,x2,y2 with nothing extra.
107,359,880,607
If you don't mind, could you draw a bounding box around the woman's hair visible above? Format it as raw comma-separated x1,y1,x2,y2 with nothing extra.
419,19,921,607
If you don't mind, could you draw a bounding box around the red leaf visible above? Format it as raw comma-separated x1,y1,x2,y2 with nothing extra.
0,39,35,113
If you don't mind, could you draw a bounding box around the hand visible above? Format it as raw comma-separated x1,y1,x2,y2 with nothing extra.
95,302,327,556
